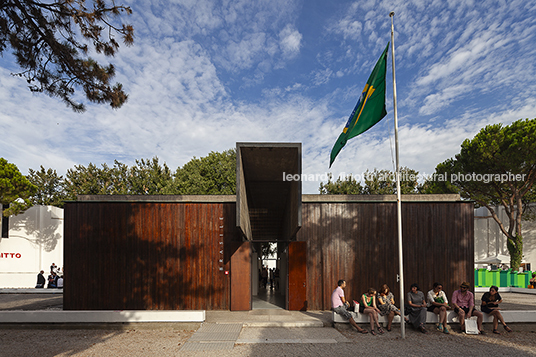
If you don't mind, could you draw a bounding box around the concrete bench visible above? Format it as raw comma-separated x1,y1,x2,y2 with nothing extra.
332,310,441,324
0,310,206,324
333,309,536,324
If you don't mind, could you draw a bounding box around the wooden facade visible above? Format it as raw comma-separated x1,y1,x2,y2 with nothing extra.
64,197,473,311
297,201,474,310
64,201,237,310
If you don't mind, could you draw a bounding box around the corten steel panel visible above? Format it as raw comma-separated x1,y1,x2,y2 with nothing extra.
288,241,307,311
230,241,251,311
64,202,237,310
236,143,302,241
297,201,474,311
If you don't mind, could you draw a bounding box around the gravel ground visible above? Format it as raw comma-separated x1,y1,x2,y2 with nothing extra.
1,325,536,357
0,294,63,310
1,293,536,356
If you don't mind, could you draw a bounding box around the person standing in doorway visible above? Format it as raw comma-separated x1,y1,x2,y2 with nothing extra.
261,266,268,288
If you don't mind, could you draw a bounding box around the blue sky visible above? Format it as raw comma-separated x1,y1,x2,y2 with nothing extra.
1,0,536,194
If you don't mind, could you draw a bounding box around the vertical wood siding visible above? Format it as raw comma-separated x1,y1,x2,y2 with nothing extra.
65,200,473,311
297,202,474,310
64,202,236,310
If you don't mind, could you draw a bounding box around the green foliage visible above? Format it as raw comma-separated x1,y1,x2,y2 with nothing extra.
29,150,235,205
27,166,67,207
63,157,172,198
319,173,363,194
0,0,133,111
363,169,394,194
419,159,460,194
261,242,277,260
0,158,37,216
319,167,419,195
63,162,116,199
129,158,172,194
165,149,236,195
427,118,536,269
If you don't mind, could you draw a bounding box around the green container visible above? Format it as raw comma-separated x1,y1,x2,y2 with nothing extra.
485,269,494,287
509,270,516,287
518,272,529,288
476,269,485,287
493,270,500,286
499,270,509,287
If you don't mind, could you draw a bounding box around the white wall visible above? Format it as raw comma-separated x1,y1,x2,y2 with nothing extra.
0,205,63,288
475,205,536,269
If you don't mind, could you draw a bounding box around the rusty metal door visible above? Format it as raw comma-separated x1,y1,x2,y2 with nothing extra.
230,241,251,311
288,241,307,311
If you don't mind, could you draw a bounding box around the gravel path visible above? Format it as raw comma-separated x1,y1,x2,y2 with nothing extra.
1,292,535,356
1,325,536,356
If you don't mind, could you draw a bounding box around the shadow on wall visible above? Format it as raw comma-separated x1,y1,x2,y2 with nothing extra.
64,202,233,311
7,206,62,252
298,201,474,310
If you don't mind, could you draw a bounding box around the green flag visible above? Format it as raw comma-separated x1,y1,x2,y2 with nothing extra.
330,43,389,167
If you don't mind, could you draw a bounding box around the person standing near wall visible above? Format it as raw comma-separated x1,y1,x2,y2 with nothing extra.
35,270,45,288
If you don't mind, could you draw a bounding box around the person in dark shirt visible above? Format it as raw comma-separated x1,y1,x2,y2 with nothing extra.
481,285,512,334
35,270,45,288
47,272,58,288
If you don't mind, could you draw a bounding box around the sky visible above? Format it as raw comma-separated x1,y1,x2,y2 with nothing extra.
1,0,536,194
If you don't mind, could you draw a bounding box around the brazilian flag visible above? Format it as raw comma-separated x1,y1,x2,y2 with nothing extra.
330,43,389,168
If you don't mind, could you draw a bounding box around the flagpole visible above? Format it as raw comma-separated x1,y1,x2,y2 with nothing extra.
390,11,405,339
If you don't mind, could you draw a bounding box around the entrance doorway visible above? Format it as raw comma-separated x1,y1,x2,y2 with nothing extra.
251,242,285,309
233,143,304,311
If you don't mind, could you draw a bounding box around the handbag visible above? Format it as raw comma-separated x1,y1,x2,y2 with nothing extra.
465,317,479,334
403,304,413,315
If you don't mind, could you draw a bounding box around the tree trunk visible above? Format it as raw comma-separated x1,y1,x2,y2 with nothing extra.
507,233,523,270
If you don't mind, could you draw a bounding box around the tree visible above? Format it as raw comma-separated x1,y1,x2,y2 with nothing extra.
27,166,67,207
129,157,172,194
165,149,236,195
62,158,173,198
0,157,37,216
0,0,133,111
427,118,536,269
63,162,115,199
319,173,363,194
319,167,419,194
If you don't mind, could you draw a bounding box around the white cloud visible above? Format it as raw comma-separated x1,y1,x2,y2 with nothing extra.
2,0,536,198
279,25,302,58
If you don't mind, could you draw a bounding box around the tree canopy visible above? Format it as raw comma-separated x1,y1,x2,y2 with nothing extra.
319,167,420,195
426,118,536,269
165,149,236,195
62,157,172,199
27,166,67,207
0,157,37,216
0,0,133,111
24,150,236,207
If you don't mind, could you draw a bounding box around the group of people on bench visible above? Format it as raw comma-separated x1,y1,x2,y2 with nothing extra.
332,280,513,335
